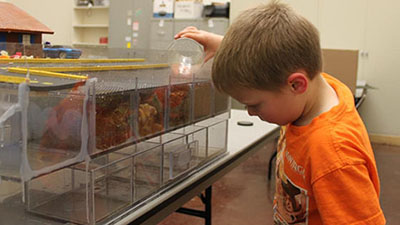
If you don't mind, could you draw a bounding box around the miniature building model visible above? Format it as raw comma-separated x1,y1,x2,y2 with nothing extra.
0,2,54,57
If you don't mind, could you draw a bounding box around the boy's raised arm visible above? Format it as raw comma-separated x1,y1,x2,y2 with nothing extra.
175,26,223,62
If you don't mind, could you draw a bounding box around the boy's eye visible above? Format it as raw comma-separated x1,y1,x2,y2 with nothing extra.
246,104,259,110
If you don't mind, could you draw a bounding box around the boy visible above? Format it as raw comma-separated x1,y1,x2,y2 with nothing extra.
175,2,386,224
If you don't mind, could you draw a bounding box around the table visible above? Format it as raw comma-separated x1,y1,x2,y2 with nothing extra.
111,109,279,225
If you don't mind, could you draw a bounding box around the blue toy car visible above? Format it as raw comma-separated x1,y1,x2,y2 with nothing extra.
43,45,82,59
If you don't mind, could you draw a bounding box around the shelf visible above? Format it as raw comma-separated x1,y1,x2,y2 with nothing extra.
74,6,109,10
73,42,108,48
73,24,109,28
73,3,109,51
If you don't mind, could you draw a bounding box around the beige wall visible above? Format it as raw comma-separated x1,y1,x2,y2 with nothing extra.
357,0,400,138
5,0,74,45
203,0,230,4
230,0,267,24
230,0,400,139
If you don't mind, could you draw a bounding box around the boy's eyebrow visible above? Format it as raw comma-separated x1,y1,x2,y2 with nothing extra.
246,104,261,109
242,101,259,106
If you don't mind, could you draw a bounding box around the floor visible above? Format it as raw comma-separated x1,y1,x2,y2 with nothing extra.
158,142,400,225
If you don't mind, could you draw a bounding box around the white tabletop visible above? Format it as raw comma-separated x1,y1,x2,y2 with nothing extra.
114,109,278,224
227,109,278,154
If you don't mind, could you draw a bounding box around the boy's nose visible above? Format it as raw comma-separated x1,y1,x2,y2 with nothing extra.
247,108,257,116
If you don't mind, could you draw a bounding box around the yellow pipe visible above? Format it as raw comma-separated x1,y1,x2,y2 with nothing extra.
0,58,146,64
14,63,169,72
0,74,27,84
7,68,87,80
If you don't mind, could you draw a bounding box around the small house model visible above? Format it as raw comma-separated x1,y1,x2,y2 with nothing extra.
0,2,54,57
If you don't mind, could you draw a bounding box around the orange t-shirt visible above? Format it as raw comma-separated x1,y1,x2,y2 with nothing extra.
273,73,385,225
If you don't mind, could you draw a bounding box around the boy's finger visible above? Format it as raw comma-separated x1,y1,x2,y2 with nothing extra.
180,33,204,44
175,30,197,39
184,26,198,31
204,53,213,63
174,26,199,38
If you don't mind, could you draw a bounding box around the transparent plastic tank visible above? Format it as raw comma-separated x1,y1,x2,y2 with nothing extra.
0,43,230,224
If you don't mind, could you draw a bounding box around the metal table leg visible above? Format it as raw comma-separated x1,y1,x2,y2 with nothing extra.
176,186,212,225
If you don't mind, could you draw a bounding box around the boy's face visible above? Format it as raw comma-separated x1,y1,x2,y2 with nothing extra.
230,85,305,125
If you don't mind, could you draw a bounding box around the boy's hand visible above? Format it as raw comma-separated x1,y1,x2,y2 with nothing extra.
174,26,223,62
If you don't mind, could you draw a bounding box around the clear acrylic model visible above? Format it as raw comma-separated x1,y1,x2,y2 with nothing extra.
0,43,229,224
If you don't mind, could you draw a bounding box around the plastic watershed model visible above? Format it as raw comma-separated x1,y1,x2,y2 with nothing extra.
0,42,230,224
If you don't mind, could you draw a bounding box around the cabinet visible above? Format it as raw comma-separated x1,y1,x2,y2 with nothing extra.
72,5,109,47
174,18,228,36
108,0,229,52
149,19,175,50
149,18,229,50
108,0,153,51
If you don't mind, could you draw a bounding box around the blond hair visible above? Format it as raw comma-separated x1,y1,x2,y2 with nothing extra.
212,1,322,93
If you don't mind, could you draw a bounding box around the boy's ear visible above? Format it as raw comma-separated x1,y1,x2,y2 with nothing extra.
287,72,308,94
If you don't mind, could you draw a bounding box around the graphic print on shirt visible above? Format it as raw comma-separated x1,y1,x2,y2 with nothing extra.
273,127,308,225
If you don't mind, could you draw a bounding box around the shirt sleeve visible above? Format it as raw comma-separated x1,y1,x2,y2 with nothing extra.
312,163,386,225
